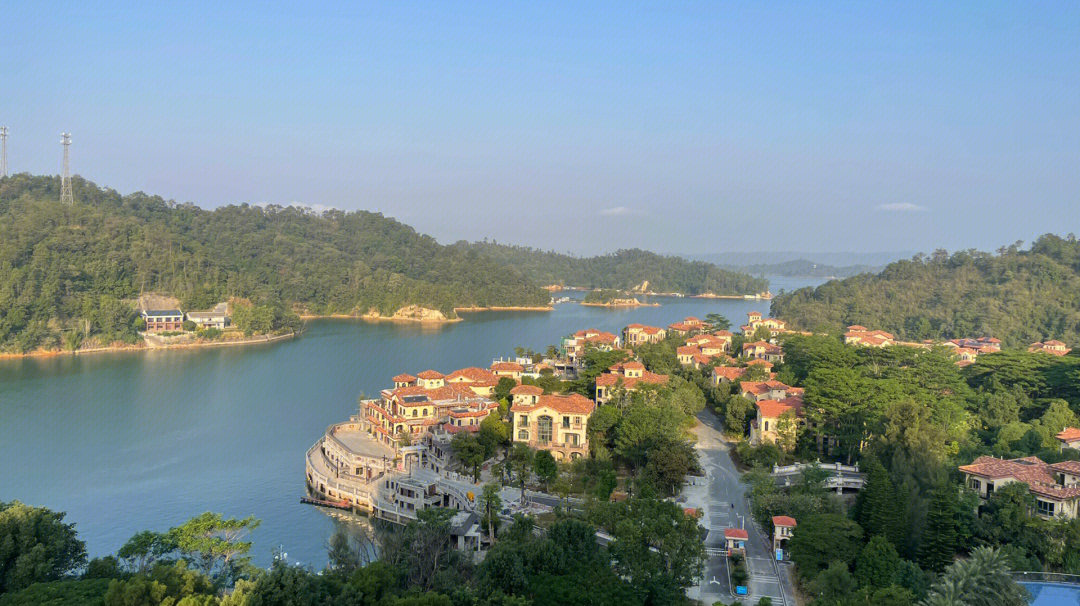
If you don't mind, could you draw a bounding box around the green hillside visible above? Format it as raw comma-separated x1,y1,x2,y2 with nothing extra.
769,235,1080,347
453,242,769,295
0,175,548,352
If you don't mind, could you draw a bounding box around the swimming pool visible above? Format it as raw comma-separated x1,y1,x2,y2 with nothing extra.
1022,582,1080,606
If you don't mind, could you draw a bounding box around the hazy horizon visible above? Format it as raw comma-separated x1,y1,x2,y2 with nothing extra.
5,2,1078,255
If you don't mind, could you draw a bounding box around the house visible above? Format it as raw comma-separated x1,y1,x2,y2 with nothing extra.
623,324,667,347
742,341,785,363
362,370,499,448
724,527,749,553
843,326,895,348
750,396,805,447
1029,340,1072,356
741,312,787,337
185,302,230,329
946,337,1001,353
490,361,524,380
510,393,594,460
953,347,979,367
772,516,797,554
677,344,729,368
563,329,620,363
1057,427,1080,451
595,361,670,404
141,309,184,332
445,367,499,396
667,317,706,336
739,380,800,402
959,456,1080,519
712,365,747,386
686,333,732,355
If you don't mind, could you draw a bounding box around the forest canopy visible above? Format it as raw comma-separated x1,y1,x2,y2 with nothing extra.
454,241,769,295
0,175,761,353
769,235,1080,347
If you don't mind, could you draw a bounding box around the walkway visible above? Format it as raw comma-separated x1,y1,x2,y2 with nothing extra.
683,410,797,605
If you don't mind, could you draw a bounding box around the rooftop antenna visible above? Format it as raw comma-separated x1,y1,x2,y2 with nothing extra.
1,126,7,177
60,132,73,205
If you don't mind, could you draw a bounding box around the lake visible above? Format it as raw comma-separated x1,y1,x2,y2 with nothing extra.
0,277,824,567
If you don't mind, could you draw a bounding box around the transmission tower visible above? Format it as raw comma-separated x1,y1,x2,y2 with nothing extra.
60,132,73,205
1,126,7,177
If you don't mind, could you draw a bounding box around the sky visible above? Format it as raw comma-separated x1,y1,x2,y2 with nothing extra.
4,2,1078,256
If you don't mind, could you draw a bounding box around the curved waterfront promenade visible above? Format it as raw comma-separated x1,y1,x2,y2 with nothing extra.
305,419,477,524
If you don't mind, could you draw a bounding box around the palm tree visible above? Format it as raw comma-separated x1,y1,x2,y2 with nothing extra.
922,546,1029,606
478,483,501,546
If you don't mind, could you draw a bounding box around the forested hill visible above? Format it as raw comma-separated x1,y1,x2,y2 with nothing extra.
769,235,1080,347
452,242,769,295
0,175,548,352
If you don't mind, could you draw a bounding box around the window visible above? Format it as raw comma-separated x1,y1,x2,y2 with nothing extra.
518,430,529,441
537,416,553,444
562,416,571,428
567,433,579,446
764,421,769,431
968,478,981,492
1037,500,1056,517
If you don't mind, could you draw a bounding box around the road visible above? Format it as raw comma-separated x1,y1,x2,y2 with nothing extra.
683,410,797,605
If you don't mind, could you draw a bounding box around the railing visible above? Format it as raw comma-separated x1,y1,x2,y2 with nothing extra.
773,461,860,475
1012,571,1080,586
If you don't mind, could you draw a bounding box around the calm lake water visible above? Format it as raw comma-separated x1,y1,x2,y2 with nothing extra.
0,276,823,567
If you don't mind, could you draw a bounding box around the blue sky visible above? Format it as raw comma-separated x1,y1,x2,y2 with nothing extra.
4,2,1078,255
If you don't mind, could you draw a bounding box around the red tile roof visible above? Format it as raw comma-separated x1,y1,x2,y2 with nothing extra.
1056,427,1080,442
596,370,669,388
510,393,596,415
756,396,804,419
393,373,416,382
446,367,498,383
416,370,444,379
772,515,797,527
510,384,544,396
712,366,747,381
491,361,524,372
724,528,749,540
958,456,1080,500
1052,461,1080,475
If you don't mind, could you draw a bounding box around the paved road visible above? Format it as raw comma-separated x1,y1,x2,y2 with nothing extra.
684,410,797,605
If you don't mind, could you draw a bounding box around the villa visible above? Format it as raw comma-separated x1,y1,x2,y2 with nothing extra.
712,365,747,386
510,392,594,460
563,329,620,364
739,380,800,402
1029,340,1072,356
490,361,524,380
959,455,1080,519
843,326,895,348
445,367,500,396
595,361,670,404
749,396,805,447
623,323,667,347
1057,427,1080,451
141,309,184,332
667,317,707,336
362,370,499,448
740,311,787,337
772,516,797,555
742,340,785,363
185,302,230,329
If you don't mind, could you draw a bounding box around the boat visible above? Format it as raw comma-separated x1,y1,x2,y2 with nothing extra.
300,496,351,510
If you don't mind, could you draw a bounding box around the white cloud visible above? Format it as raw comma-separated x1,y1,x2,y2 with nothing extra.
599,206,645,217
876,202,927,213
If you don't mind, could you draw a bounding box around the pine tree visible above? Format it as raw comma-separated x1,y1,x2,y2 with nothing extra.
918,484,958,572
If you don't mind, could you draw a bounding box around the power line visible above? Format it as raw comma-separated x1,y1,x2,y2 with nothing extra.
60,132,73,205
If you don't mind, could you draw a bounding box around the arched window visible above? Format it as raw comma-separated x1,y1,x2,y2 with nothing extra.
518,429,529,441
537,416,553,444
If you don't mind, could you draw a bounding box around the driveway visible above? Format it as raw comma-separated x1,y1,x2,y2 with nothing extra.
683,410,797,605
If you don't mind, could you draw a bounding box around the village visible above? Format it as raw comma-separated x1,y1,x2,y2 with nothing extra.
304,309,1080,601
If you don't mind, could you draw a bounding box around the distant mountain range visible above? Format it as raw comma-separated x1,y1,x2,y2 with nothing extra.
687,252,910,279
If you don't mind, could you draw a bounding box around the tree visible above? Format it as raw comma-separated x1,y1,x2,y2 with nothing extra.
922,546,1028,606
705,313,731,331
0,501,87,593
326,522,376,572
808,560,858,604
103,561,217,606
644,439,698,496
918,484,959,573
116,530,177,573
532,450,557,491
451,433,486,481
478,483,502,545
168,512,260,582
856,535,902,589
724,395,754,436
604,495,706,602
856,459,904,548
508,444,534,498
788,513,863,580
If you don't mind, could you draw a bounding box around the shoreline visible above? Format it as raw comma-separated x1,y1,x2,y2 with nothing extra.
299,313,462,325
0,331,298,361
580,301,661,308
453,305,553,313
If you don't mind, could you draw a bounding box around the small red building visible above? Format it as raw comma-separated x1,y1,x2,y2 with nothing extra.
142,309,183,332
